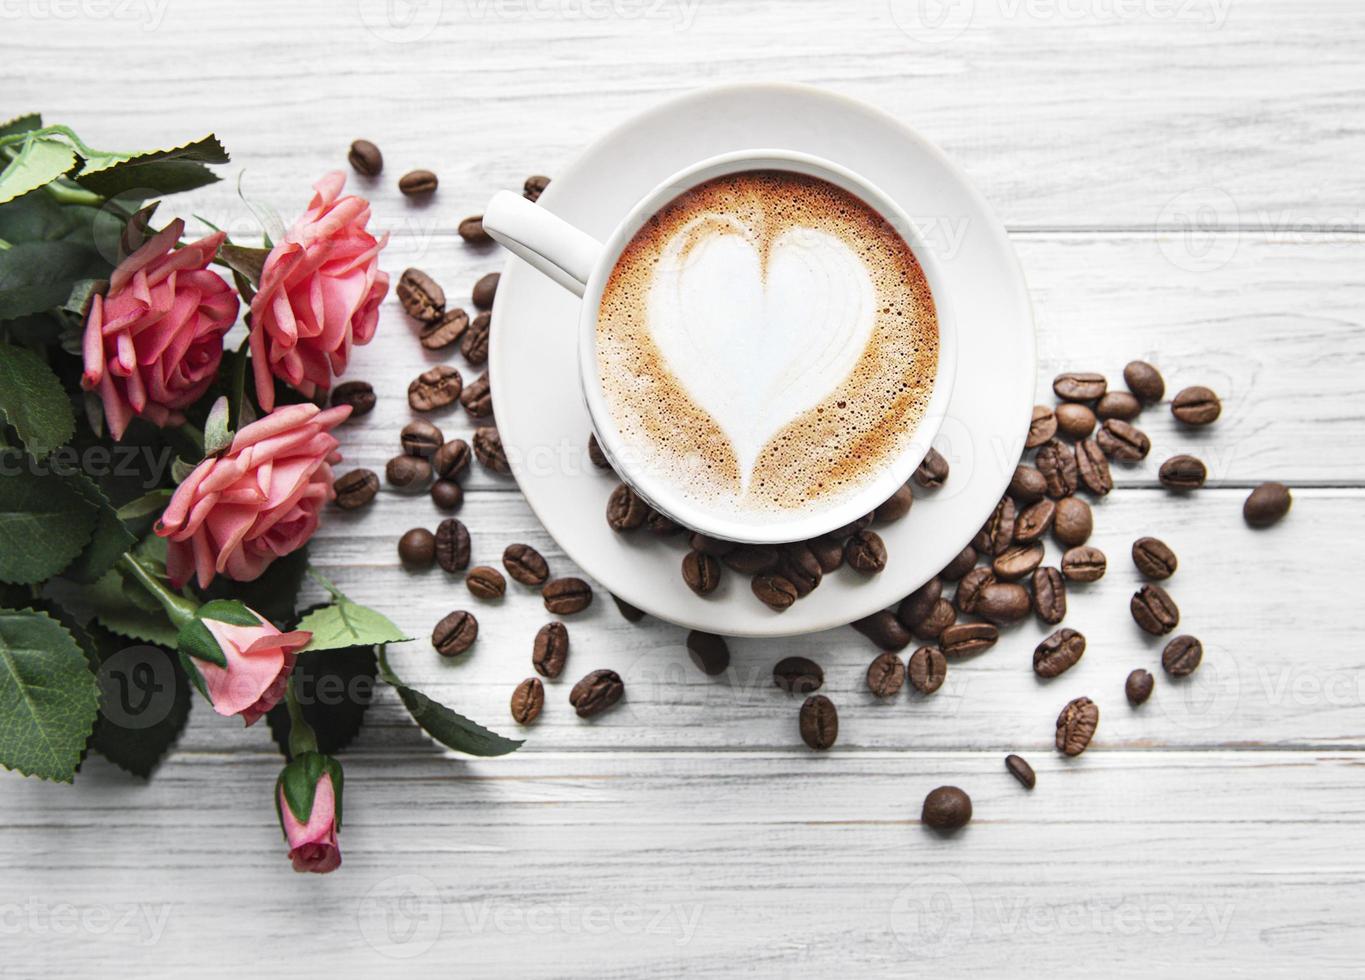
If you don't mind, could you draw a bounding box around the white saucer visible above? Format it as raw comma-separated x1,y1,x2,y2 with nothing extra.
488,83,1035,638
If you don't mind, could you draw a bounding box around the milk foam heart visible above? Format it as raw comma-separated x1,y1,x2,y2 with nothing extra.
646,219,876,489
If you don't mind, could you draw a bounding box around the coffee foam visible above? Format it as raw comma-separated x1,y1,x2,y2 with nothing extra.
596,170,938,521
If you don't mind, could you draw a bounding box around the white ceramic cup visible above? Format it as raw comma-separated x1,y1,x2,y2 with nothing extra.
482,149,957,544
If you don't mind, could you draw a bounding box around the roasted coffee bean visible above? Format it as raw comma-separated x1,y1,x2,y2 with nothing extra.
1036,440,1079,498
1053,496,1093,547
1096,418,1150,461
398,527,436,568
956,567,995,615
386,454,432,493
866,652,906,698
587,433,611,470
334,468,379,509
1097,390,1141,421
1032,566,1067,625
1162,635,1203,676
399,169,438,196
401,419,444,457
992,543,1044,581
397,268,445,322
1033,628,1086,678
1171,385,1221,425
433,438,471,480
644,510,683,537
510,677,544,725
1053,371,1107,402
799,695,838,750
875,484,914,522
1123,360,1165,404
605,483,648,532
844,530,887,573
472,272,500,310
467,565,506,600
1158,454,1206,490
532,621,569,678
419,308,469,350
431,479,463,511
779,543,823,597
347,138,382,176
435,518,470,572
1009,465,1048,504
473,427,510,474
1015,499,1056,543
828,513,875,539
914,448,950,489
523,174,551,201
1061,545,1106,582
459,372,493,417
852,610,912,652
1055,402,1097,440
1131,584,1179,635
1005,754,1036,790
570,669,623,718
1244,482,1292,527
1056,697,1099,756
941,622,999,657
898,577,942,629
908,646,948,694
611,594,645,622
940,544,977,581
1075,440,1113,496
976,582,1031,624
408,365,463,411
807,536,844,573
543,577,593,615
1132,537,1177,580
686,631,730,676
432,610,477,657
684,532,732,558
752,574,798,611
774,656,824,695
971,521,993,555
503,543,549,586
330,380,376,416
922,786,972,831
681,550,722,596
1026,405,1058,448
987,496,1017,555
1126,668,1154,706
461,311,491,364
913,599,957,641
458,215,492,245
724,545,781,575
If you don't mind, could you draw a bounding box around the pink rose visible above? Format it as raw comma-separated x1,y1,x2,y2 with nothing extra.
276,754,343,874
81,217,239,440
180,601,311,726
250,171,389,411
156,402,350,589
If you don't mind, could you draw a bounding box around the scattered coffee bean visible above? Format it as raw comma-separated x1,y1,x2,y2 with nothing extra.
523,175,551,201
976,581,1031,624
752,574,798,611
686,631,730,675
681,550,722,596
334,468,379,510
420,308,469,350
1009,464,1048,504
472,272,500,310
922,786,972,831
866,652,906,698
473,427,510,473
724,545,781,575
845,530,888,573
875,484,914,522
398,527,436,568
408,365,463,412
1096,418,1150,461
1036,440,1079,498
432,610,477,657
1061,545,1107,582
533,621,569,678
1159,454,1206,490
1031,566,1067,625
1126,668,1154,706
430,479,463,511
799,695,838,750
330,380,376,416
1056,696,1099,756
829,513,874,539
898,577,942,629
1132,537,1177,579
1171,385,1221,425
435,518,470,572
543,577,593,614
510,677,545,725
774,656,824,695
956,567,995,615
1033,628,1086,678
1005,754,1036,790
852,610,912,651
807,536,844,573
1075,440,1113,496
1096,390,1141,421
461,311,491,364
587,434,610,470
569,669,623,718
1054,371,1107,402
688,532,735,558
1055,402,1097,439
433,438,472,480
971,521,992,555
1123,360,1165,404
779,543,823,596
940,622,999,657
458,215,492,245
461,372,493,418
914,448,950,489
611,594,645,622
401,419,444,457
467,565,506,600
908,646,948,694
1162,635,1203,676
399,169,438,196
987,496,1017,555
992,543,1044,582
1026,405,1057,448
645,510,684,537
397,268,445,322
605,483,649,532
1052,496,1093,547
386,454,432,493
503,543,549,587
913,599,957,641
1015,499,1055,542
1244,482,1292,527
940,544,978,581
1131,583,1179,635
347,139,382,176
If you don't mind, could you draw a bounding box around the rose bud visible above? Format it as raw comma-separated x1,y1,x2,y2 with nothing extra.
276,752,343,874
177,600,311,726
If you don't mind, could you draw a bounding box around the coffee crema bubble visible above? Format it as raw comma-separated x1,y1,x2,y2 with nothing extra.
596,170,938,522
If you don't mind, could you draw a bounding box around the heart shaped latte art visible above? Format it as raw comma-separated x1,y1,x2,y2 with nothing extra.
645,217,877,491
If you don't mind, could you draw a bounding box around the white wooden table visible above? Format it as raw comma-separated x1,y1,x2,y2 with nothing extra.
4,2,1365,975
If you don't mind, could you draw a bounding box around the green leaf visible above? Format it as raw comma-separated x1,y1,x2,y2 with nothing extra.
0,191,95,244
0,240,107,319
266,635,376,759
203,396,232,457
0,469,97,584
202,545,308,628
378,649,522,758
176,619,228,668
85,569,179,647
217,243,270,288
86,625,190,778
61,473,135,584
115,489,172,522
0,114,42,139
74,134,228,199
0,137,77,206
0,607,101,781
0,342,75,458
297,598,411,653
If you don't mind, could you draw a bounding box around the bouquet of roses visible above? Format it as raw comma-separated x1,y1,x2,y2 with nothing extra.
0,114,519,873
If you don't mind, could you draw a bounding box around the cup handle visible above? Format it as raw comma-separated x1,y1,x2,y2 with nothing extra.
481,191,603,298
